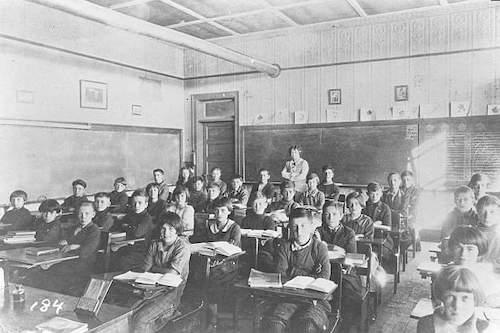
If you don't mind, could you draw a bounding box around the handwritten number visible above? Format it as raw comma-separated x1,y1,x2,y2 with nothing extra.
40,299,50,312
52,299,64,315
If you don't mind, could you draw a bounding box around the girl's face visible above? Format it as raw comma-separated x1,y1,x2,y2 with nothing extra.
388,175,401,190
208,187,220,200
160,223,178,245
452,243,479,265
176,192,187,204
42,211,58,223
479,204,500,228
347,198,362,217
11,197,25,209
307,178,318,190
441,291,475,326
402,175,414,188
114,183,125,192
194,180,204,192
181,169,190,180
149,187,159,199
73,184,85,197
215,206,230,222
324,169,334,181
455,193,474,213
290,149,300,161
471,180,487,198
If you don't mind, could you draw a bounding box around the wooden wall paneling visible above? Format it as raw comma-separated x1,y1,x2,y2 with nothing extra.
371,23,390,59
471,50,494,116
429,15,449,53
409,57,429,113
389,58,410,120
410,18,429,55
390,21,409,57
274,70,291,124
184,49,195,78
304,32,321,123
449,11,471,51
288,69,305,122
496,6,500,45
353,25,371,61
337,27,353,63
448,53,472,106
319,29,337,123
472,9,494,49
353,62,372,118
320,29,337,64
371,61,390,120
427,54,449,117
336,64,355,121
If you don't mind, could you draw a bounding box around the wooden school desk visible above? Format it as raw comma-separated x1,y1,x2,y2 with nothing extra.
0,283,132,333
241,232,280,268
0,247,79,269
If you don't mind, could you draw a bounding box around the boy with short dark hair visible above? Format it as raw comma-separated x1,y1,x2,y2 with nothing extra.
364,182,392,229
315,201,356,253
62,179,87,212
34,199,63,243
298,173,326,211
188,176,207,213
227,174,249,206
209,167,227,196
153,169,170,201
248,168,275,207
93,192,115,231
267,180,299,217
0,190,33,230
205,183,222,214
441,186,478,240
110,177,129,212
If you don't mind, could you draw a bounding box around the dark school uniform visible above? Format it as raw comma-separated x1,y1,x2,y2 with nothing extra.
363,200,393,262
157,182,170,202
298,189,326,211
110,190,129,213
440,208,478,239
147,198,166,223
61,195,86,212
209,179,227,196
0,207,34,230
315,224,356,254
342,214,374,240
228,186,249,206
33,217,63,243
241,213,277,272
188,189,208,213
133,237,191,333
267,200,299,217
318,183,340,201
248,182,275,207
267,237,331,331
92,208,115,231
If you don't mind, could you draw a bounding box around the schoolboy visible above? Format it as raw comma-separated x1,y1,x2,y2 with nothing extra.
205,183,222,214
267,180,299,216
267,208,331,333
401,170,420,251
315,201,356,253
133,212,191,333
93,192,115,231
113,189,155,270
476,195,500,263
62,179,87,213
248,168,275,207
227,174,249,206
441,186,479,240
343,192,374,240
318,165,340,201
109,177,129,213
33,199,63,243
153,168,170,201
146,182,166,222
0,190,33,230
298,173,326,211
188,176,208,213
381,173,407,226
208,167,227,196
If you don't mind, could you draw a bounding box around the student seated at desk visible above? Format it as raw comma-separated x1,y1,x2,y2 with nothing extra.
208,167,227,196
266,208,331,333
61,179,87,213
318,165,340,201
92,192,114,231
267,180,299,217
33,199,63,243
297,173,325,211
441,186,478,240
363,183,392,261
315,201,356,253
0,190,33,230
109,177,129,213
401,170,421,251
133,212,191,333
204,183,223,214
417,265,498,333
476,195,500,264
468,173,489,202
381,172,408,228
227,174,249,207
146,182,166,223
112,189,155,270
153,168,170,202
190,198,241,330
176,166,194,189
188,176,208,213
248,168,275,208
165,186,194,237
343,192,374,241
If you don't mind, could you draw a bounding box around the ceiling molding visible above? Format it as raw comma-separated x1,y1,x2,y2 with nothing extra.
110,0,150,10
345,0,367,17
439,0,449,5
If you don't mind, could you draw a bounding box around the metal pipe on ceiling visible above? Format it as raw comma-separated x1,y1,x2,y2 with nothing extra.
24,0,281,78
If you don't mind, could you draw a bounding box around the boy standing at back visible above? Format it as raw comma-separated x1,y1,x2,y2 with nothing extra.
153,169,170,201
0,190,33,230
62,179,87,213
110,177,129,212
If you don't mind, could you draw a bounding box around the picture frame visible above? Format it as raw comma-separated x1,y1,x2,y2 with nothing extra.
394,85,408,102
328,89,341,105
80,80,107,109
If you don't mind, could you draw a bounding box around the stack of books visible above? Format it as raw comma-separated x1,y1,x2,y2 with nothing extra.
25,247,59,256
2,231,36,244
248,268,282,288
35,316,88,333
283,276,337,293
190,241,244,257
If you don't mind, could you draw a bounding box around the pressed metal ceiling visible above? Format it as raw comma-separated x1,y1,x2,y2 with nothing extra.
87,0,478,39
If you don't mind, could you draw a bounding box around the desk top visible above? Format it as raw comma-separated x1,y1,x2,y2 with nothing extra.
416,262,443,274
410,298,433,319
0,284,130,332
233,279,333,302
0,248,79,268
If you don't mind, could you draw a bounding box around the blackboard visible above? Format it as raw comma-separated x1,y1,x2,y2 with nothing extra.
0,123,181,201
241,120,419,186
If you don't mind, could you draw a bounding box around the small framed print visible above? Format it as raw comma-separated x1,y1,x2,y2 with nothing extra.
132,104,142,116
328,89,341,105
394,85,408,102
80,80,107,109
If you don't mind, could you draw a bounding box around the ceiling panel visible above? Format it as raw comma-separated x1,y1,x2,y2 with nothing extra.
117,0,197,26
266,0,312,6
174,22,232,39
357,0,440,15
281,0,359,25
217,11,291,34
171,0,266,18
86,0,131,6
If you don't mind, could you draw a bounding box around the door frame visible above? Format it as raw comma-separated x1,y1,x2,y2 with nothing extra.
191,91,240,178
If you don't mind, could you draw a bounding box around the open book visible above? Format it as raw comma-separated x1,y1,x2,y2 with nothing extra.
35,316,88,333
248,268,282,288
241,229,281,238
190,241,243,257
113,271,182,287
283,276,337,293
344,253,366,266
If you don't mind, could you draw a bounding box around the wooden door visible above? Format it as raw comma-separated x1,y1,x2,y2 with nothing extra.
202,121,235,180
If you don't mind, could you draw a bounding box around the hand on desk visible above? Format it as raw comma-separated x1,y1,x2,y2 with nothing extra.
355,234,364,241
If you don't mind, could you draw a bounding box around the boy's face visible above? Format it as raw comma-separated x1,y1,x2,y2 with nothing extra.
259,170,270,183
211,169,221,181
73,184,85,197
42,211,58,223
479,204,500,228
94,196,110,212
455,192,474,213
402,175,414,188
253,198,268,215
471,180,487,197
11,196,25,209
114,182,125,192
78,205,95,226
148,186,159,199
231,178,242,191
324,169,334,181
208,187,220,200
347,198,362,217
175,191,187,204
442,290,475,326
194,180,204,192
388,175,401,190
160,223,177,244
291,216,312,244
368,189,382,203
452,243,479,265
323,206,343,228
282,187,295,202
153,171,164,184
215,206,230,222
132,195,148,213
307,178,318,190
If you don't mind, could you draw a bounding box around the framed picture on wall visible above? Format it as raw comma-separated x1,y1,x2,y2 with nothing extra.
394,85,408,102
80,80,107,109
328,89,341,105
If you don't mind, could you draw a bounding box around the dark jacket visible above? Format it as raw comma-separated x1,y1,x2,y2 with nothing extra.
93,209,115,231
109,190,129,213
0,207,33,230
34,217,62,243
315,224,356,253
248,183,275,207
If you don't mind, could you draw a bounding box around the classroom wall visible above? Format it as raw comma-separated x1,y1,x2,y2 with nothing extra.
0,1,185,129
